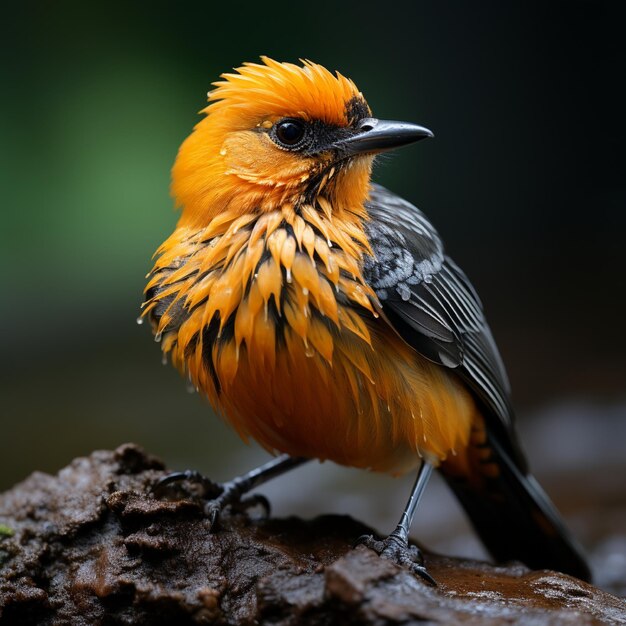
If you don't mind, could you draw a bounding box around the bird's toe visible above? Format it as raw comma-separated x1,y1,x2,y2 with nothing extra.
357,533,436,585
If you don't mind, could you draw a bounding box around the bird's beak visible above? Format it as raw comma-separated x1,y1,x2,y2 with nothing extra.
336,118,434,156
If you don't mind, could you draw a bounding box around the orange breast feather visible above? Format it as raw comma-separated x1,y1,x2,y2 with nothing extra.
143,202,476,474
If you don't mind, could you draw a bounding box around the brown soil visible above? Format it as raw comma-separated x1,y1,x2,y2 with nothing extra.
0,444,624,625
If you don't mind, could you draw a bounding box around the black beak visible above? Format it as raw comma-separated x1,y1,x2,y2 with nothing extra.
336,118,434,156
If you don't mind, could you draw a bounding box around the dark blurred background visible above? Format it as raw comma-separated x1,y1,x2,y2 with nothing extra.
2,0,625,592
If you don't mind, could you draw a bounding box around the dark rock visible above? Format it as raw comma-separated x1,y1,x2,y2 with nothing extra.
0,444,624,625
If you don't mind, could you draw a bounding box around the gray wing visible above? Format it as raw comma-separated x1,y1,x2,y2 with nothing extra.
363,184,516,438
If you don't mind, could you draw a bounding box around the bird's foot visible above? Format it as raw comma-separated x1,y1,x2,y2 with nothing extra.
152,470,270,529
356,531,436,585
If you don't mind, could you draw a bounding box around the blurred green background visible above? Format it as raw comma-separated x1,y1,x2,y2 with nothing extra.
2,0,625,590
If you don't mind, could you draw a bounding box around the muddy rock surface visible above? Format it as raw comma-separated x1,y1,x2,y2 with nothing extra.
0,444,624,625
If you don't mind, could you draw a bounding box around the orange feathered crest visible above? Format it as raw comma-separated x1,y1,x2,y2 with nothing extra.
206,56,368,126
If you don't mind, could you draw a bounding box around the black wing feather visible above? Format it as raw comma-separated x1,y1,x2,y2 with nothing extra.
363,186,593,579
363,184,522,464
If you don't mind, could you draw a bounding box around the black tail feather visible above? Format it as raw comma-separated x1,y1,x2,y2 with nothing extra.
443,435,591,582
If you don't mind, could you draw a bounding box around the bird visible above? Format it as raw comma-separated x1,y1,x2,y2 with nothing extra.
141,57,590,583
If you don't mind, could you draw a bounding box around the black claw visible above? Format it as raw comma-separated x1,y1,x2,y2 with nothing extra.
207,504,221,529
203,490,269,530
355,533,383,551
152,470,221,498
238,493,271,519
413,565,437,586
152,471,189,493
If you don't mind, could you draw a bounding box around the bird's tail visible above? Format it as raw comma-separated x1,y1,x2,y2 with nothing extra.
440,417,591,582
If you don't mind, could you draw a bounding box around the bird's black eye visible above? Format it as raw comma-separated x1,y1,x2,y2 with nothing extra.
272,119,307,149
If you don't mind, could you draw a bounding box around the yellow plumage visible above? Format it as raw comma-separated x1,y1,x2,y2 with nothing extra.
144,199,476,473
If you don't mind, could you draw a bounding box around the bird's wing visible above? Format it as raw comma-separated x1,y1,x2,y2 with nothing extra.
363,184,519,453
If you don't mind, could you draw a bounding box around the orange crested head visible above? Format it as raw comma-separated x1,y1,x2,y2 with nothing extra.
172,57,377,226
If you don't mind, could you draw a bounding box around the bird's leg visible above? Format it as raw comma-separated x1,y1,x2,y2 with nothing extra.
357,460,436,585
153,454,309,528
